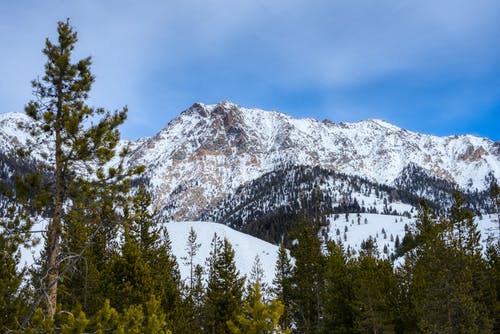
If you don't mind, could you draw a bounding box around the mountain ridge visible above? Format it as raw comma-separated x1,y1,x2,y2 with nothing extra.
123,101,499,221
1,101,499,225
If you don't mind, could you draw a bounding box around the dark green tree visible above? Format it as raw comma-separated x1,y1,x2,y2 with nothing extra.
321,240,355,334
289,222,325,334
103,183,182,330
23,19,135,319
0,225,28,331
351,238,396,334
204,233,245,334
490,181,499,232
485,238,500,333
408,196,493,333
272,242,293,330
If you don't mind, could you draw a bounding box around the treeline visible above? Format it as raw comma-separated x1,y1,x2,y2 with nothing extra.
273,191,500,333
1,182,288,333
3,186,500,333
200,164,494,244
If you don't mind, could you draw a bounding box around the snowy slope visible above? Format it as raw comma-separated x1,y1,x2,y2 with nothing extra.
326,213,499,256
165,221,280,287
17,216,498,289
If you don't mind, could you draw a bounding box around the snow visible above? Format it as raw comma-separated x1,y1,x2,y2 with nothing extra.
165,221,280,287
120,101,500,220
327,213,499,256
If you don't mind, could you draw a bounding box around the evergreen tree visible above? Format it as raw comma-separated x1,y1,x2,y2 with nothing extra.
23,19,135,319
182,226,201,292
183,263,205,333
485,239,500,333
249,255,267,295
490,180,500,232
351,238,396,334
321,241,355,334
103,185,182,331
289,222,325,334
408,197,493,333
272,242,293,331
204,233,245,334
228,282,289,334
0,225,28,331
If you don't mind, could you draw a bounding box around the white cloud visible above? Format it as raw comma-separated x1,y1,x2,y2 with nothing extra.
1,0,499,139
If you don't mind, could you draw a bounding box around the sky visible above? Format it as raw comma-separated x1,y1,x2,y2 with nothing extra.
1,0,499,141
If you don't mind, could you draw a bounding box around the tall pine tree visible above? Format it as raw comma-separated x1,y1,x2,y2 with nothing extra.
23,19,133,319
204,233,245,334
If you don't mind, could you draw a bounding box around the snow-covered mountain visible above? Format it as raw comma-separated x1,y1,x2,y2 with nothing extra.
124,101,499,221
1,101,499,227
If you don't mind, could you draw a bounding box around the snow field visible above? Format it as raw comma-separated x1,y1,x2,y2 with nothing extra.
165,221,280,288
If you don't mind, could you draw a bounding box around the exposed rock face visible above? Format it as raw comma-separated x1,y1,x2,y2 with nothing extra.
123,102,500,220
1,102,499,221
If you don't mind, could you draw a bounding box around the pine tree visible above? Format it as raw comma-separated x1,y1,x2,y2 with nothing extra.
289,222,325,334
490,180,500,232
0,226,28,331
102,185,182,331
408,196,493,333
272,242,293,331
485,239,500,332
249,255,267,295
1,149,50,330
351,238,396,334
182,226,201,292
321,241,355,334
22,19,136,319
227,282,289,334
204,233,245,334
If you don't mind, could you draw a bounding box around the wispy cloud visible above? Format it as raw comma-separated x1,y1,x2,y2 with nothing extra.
1,0,499,140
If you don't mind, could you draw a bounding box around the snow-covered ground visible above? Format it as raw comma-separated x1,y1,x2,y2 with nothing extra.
327,213,499,256
165,221,280,288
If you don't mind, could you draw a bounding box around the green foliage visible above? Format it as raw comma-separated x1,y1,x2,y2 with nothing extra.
0,227,26,331
272,242,293,330
228,282,289,334
289,221,325,334
321,241,355,334
352,240,396,334
204,234,245,334
407,196,493,333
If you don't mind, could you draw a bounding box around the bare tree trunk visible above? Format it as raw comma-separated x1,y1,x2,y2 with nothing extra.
46,156,63,319
46,82,65,319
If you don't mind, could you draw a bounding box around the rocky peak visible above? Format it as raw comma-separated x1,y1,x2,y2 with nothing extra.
1,103,499,222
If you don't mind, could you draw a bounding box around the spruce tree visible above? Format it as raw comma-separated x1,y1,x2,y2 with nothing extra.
322,240,355,334
351,238,396,334
228,282,289,334
490,181,500,231
272,242,293,331
23,19,134,319
204,233,245,334
0,226,27,331
408,197,493,333
289,222,325,334
182,226,201,292
485,239,500,333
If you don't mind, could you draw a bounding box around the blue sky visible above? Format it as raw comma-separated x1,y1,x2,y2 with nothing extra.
1,1,499,141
